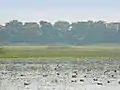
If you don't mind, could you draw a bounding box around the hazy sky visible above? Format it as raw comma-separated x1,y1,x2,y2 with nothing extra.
0,0,120,24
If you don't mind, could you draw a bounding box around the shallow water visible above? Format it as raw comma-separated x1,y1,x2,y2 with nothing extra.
0,58,120,90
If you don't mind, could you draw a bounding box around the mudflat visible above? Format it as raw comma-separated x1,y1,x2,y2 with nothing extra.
0,58,120,90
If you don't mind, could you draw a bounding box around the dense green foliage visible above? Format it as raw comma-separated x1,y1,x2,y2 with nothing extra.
0,20,120,44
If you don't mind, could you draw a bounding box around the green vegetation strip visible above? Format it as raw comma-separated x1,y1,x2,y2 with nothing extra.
0,52,120,58
0,45,120,58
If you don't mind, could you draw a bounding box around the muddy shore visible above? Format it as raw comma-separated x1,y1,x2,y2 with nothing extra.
0,58,120,90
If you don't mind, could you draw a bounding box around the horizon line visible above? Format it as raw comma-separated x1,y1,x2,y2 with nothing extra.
1,19,120,25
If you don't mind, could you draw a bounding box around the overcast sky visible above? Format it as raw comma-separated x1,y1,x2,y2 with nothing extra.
0,0,120,24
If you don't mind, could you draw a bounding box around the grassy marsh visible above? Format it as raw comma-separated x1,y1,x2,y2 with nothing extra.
0,45,120,58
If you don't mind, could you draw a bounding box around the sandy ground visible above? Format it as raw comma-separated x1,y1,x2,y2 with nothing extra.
0,58,120,90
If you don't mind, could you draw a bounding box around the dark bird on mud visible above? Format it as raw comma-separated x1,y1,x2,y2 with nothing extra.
114,70,117,72
97,82,103,85
57,73,60,75
24,82,30,86
71,80,77,83
21,74,24,76
93,78,98,81
43,74,48,77
80,79,84,82
72,75,77,78
118,81,120,84
107,81,110,83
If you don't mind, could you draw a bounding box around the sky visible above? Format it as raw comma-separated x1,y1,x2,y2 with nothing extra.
0,0,120,24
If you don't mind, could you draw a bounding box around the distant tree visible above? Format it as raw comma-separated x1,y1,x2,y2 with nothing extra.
39,20,55,43
53,21,71,43
23,22,40,43
0,20,120,44
4,20,24,42
70,21,89,43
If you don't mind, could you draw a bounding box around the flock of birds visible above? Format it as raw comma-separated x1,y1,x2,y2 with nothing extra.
0,58,120,90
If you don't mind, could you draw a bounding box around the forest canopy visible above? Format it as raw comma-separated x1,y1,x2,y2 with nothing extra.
0,20,120,44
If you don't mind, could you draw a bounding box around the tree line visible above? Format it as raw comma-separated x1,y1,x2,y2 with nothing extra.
0,20,120,44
